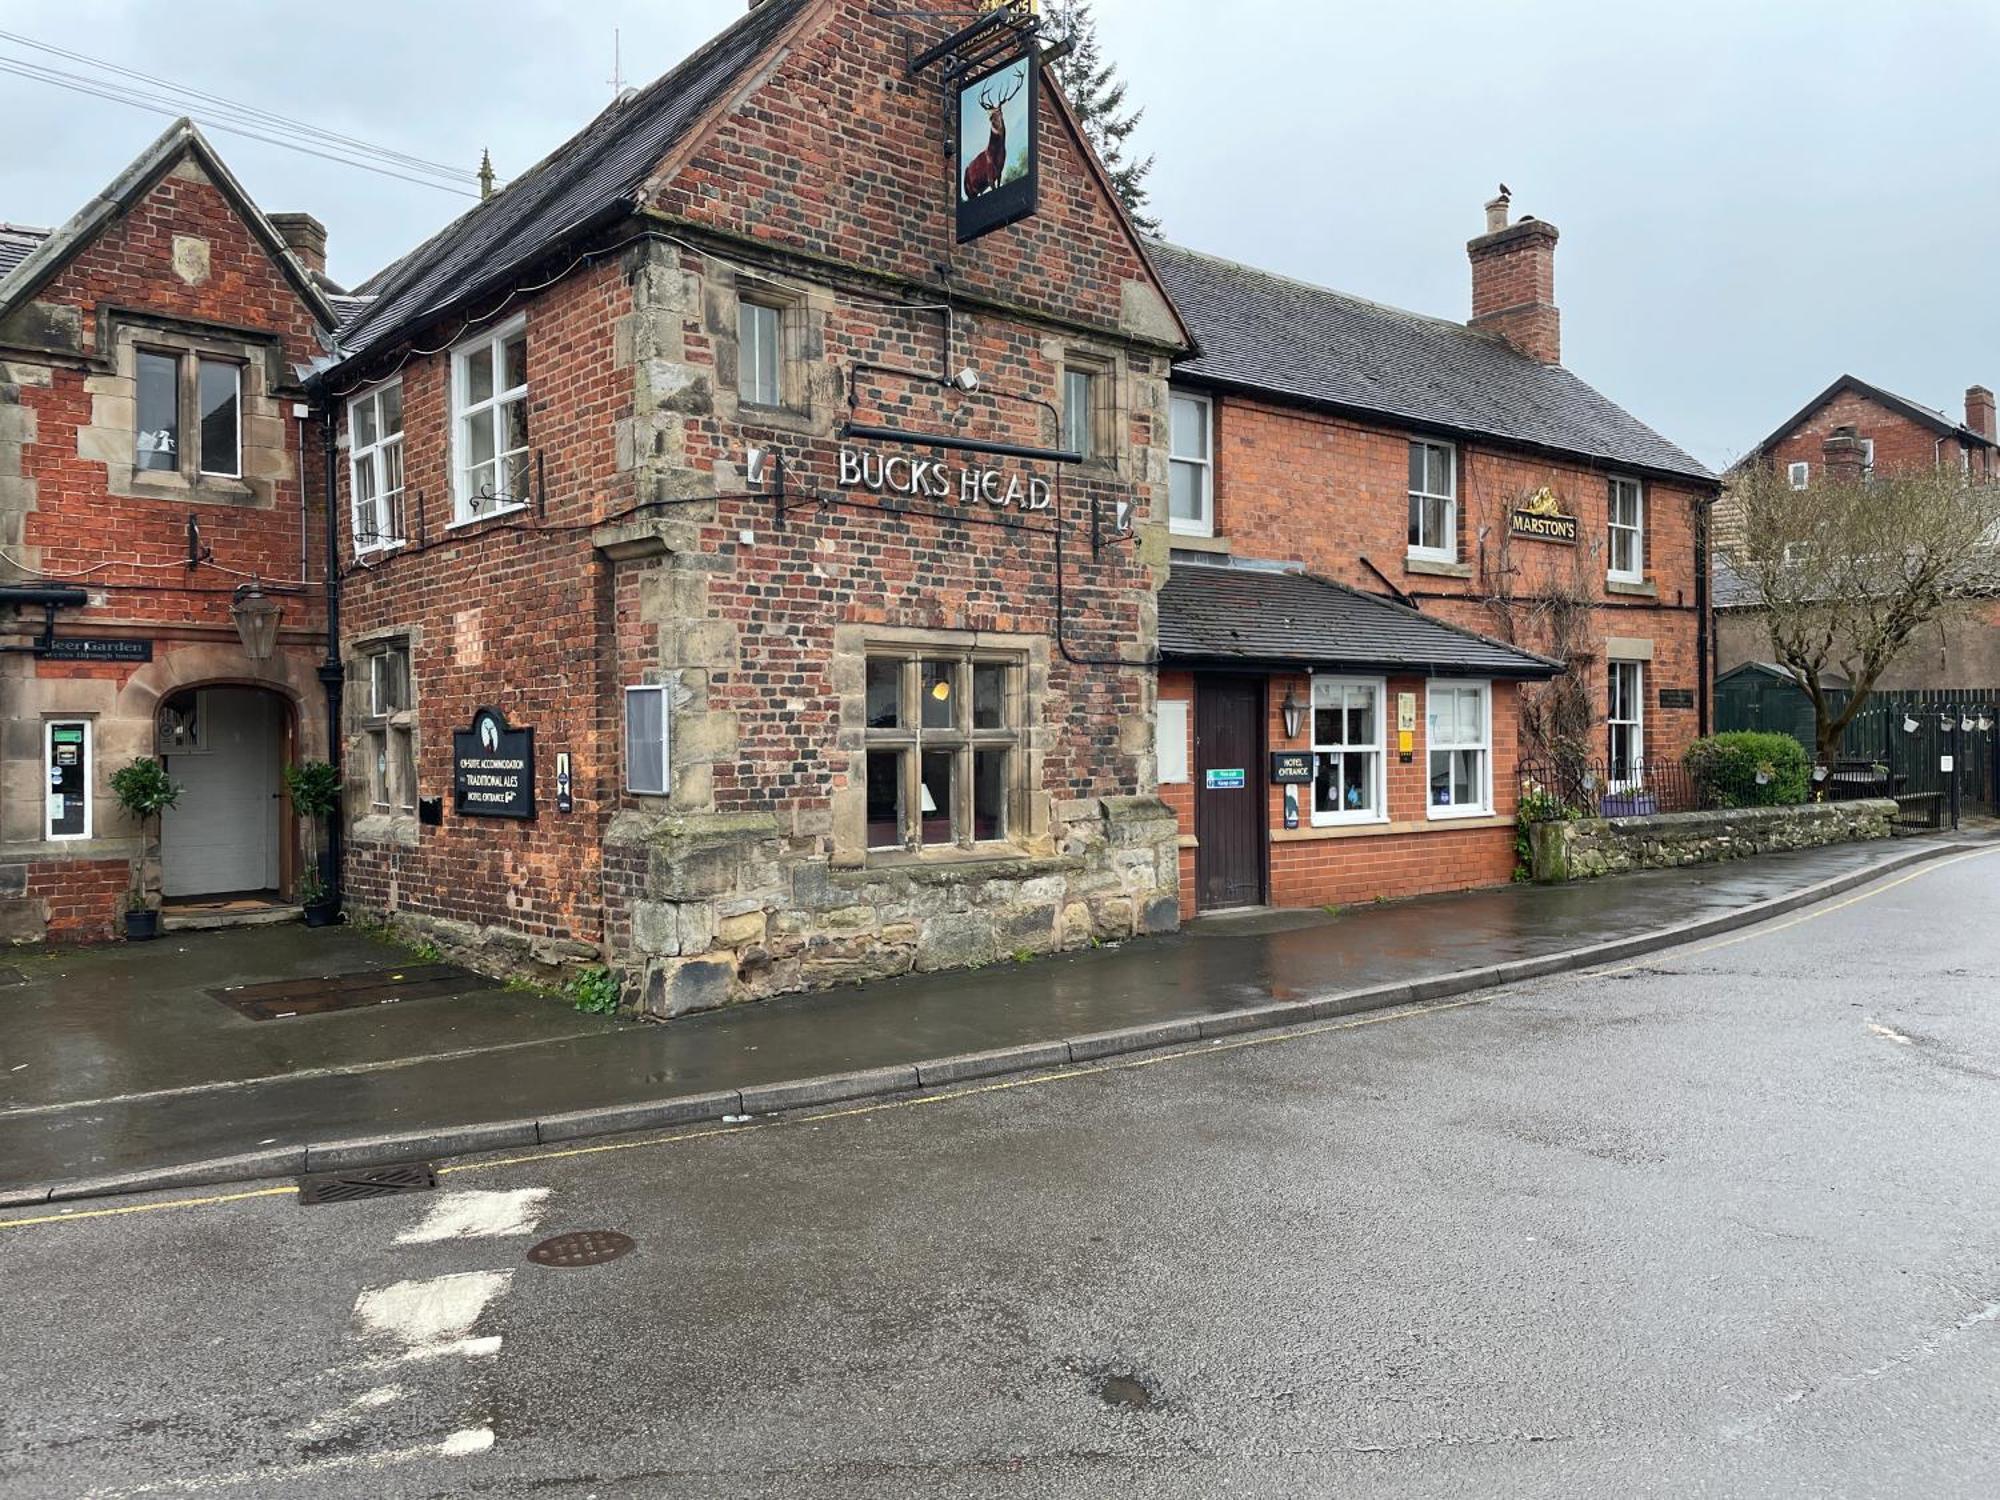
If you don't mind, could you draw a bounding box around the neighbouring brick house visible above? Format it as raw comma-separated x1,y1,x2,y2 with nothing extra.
307,0,1189,1010
0,121,338,943
1147,193,1718,915
1716,374,2000,685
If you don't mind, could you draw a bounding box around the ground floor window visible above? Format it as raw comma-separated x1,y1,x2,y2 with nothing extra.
625,685,668,795
45,720,91,839
359,641,416,812
864,649,1023,851
1426,681,1491,815
1311,677,1383,824
1609,661,1644,786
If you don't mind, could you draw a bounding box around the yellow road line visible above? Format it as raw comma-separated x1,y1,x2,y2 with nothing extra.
4,843,1989,1234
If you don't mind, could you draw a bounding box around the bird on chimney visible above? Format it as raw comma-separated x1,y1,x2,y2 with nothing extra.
1498,182,1511,198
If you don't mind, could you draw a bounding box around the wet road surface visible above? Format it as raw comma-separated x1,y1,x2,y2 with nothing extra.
3,846,1999,1497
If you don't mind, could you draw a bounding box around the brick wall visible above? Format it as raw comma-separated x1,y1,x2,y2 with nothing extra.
1197,390,1706,767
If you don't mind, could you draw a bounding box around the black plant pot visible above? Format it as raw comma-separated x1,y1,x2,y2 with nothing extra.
124,908,160,942
302,897,341,929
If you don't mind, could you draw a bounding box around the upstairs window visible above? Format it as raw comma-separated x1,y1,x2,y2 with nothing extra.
1607,476,1644,582
349,381,405,553
738,299,782,408
1062,366,1098,461
1860,437,1876,479
1788,461,1809,490
1407,440,1456,561
452,318,529,522
1168,392,1213,536
135,351,240,478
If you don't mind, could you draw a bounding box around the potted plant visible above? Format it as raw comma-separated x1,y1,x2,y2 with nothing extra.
283,759,342,928
109,756,181,941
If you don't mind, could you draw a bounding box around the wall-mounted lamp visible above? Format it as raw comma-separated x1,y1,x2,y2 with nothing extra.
746,445,770,487
229,580,281,662
1281,685,1307,740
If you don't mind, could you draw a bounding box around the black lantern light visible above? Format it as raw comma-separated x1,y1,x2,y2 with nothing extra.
1281,684,1307,740
229,580,282,662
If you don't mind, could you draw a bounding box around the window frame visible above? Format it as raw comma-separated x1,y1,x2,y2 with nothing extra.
1860,437,1876,479
357,640,416,814
737,297,783,410
1607,475,1644,583
1425,679,1493,819
1608,660,1645,791
1407,439,1458,563
862,648,1025,853
624,684,670,796
44,719,92,842
1168,390,1214,537
1787,461,1809,490
134,348,183,475
195,358,242,479
449,314,530,525
1309,674,1388,828
1061,365,1099,462
347,379,406,555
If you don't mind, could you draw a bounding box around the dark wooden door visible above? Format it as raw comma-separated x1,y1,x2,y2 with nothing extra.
1194,676,1265,910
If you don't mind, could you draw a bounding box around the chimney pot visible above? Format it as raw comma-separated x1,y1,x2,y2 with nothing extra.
267,212,326,278
1965,384,1996,443
1483,191,1510,234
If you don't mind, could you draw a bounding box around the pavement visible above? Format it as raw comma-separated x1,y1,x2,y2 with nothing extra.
4,838,1998,1497
0,834,1974,1203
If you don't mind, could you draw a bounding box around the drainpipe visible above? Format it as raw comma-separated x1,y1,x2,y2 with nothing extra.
318,411,345,902
1694,489,1714,738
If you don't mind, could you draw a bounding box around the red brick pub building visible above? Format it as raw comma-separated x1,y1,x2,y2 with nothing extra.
0,124,337,942
1148,201,1717,917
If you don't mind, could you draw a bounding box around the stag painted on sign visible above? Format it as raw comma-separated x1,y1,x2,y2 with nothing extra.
955,52,1039,243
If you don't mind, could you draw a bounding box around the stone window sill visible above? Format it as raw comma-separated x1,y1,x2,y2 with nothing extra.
1405,555,1472,579
130,474,259,508
1167,531,1231,554
1606,577,1658,598
352,811,420,847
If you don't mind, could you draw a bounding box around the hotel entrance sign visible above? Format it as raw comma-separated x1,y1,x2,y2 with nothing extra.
452,707,535,819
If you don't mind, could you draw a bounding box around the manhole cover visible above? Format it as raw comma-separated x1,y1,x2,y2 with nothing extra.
298,1161,436,1205
527,1230,635,1268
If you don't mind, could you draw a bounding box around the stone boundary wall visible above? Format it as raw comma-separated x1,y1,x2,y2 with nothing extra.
1529,799,1896,884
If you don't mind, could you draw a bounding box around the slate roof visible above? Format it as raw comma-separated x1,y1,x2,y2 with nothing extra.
1159,563,1563,678
1745,373,1998,459
1149,239,1714,485
0,224,49,280
334,0,812,359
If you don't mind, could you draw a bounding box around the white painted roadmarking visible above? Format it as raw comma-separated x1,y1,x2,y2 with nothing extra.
350,1269,513,1362
394,1187,550,1244
286,1383,405,1442
1866,1021,1916,1046
74,1427,496,1497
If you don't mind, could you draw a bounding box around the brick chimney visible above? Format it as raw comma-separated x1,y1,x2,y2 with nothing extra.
1468,189,1561,365
268,212,327,277
1823,424,1869,483
1966,385,1996,443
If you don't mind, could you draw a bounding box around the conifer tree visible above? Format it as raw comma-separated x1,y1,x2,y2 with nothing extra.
1044,0,1159,233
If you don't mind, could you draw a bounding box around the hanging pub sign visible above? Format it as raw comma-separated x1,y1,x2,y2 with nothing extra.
452,707,535,819
955,50,1038,243
1508,487,1579,545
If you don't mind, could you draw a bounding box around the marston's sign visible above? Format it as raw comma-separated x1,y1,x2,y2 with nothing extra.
452,707,535,819
838,446,1052,512
1508,487,1578,545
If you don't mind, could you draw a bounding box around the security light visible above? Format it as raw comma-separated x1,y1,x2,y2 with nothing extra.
954,367,980,392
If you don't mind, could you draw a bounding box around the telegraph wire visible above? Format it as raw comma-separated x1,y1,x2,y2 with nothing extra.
0,29,478,185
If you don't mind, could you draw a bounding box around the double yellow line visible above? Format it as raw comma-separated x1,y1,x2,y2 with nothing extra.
4,844,1987,1235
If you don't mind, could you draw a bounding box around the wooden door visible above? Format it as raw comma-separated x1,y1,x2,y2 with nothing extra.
1194,676,1265,910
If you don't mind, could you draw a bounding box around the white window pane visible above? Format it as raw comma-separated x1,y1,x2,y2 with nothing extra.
501,396,530,457
1169,460,1202,522
1063,370,1093,455
468,407,496,468
464,344,494,405
1170,395,1207,461
383,441,404,497
197,361,238,476
381,383,402,435
353,395,378,450
1408,442,1425,492
502,333,528,392
1429,445,1451,496
136,351,179,471
1156,699,1189,783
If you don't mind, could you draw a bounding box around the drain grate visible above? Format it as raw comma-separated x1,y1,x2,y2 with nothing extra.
527,1230,635,1268
297,1161,437,1205
213,964,487,1022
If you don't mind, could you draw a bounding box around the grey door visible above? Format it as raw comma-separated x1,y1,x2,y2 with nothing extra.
161,688,283,897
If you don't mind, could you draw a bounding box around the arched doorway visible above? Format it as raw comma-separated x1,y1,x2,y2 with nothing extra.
158,685,294,901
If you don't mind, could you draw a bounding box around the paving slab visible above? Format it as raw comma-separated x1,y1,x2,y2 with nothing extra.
0,836,1972,1199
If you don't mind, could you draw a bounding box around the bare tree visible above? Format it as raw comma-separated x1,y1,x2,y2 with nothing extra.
1722,451,2000,764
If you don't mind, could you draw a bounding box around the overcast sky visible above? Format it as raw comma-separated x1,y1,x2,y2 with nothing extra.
5,1,1997,469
